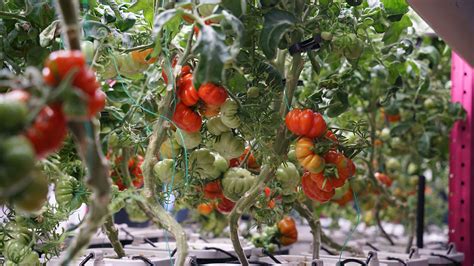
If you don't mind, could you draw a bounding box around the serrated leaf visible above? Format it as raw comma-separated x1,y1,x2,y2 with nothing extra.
259,9,296,60
39,20,60,47
256,61,284,90
192,25,232,88
152,9,180,38
382,14,412,44
381,0,409,16
129,0,155,26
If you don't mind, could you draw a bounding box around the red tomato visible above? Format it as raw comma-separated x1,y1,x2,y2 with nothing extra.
375,172,393,187
25,104,67,158
43,50,86,86
3,90,30,102
72,66,101,96
172,102,202,132
229,158,240,167
162,57,178,84
203,180,224,199
264,187,271,197
277,217,298,245
177,74,199,106
199,104,220,118
325,130,338,143
216,196,235,213
301,172,335,202
198,83,228,106
285,109,327,138
87,89,106,117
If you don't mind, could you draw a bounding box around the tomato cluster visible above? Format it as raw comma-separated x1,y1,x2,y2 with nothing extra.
286,108,356,202
110,155,144,191
170,63,229,133
43,50,106,120
202,179,236,214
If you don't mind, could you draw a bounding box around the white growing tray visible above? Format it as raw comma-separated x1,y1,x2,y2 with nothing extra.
46,248,175,266
126,241,255,260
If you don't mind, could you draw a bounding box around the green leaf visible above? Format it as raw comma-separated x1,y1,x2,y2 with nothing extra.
390,122,411,136
417,46,441,67
129,0,154,26
193,25,232,88
220,0,246,17
220,10,244,56
82,20,111,40
152,9,180,38
382,14,412,44
39,20,59,47
259,9,296,60
226,71,247,93
381,0,409,16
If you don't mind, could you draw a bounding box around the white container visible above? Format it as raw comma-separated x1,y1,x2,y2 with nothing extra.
46,248,175,266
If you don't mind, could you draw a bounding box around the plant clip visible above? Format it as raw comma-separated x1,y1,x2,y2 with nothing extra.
288,34,323,55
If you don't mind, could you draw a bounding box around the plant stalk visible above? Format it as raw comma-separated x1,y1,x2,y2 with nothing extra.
375,202,395,245
55,0,111,264
103,216,126,258
294,200,320,260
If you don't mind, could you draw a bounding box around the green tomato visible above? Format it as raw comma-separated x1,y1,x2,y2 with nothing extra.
81,40,95,63
380,128,391,141
220,99,240,128
160,138,181,159
174,130,201,150
221,167,256,201
189,148,220,180
276,162,300,193
287,146,297,163
211,152,229,173
246,87,260,98
0,97,27,133
0,136,35,188
55,175,86,211
212,132,245,160
207,116,230,136
423,98,437,110
4,240,30,264
344,34,364,60
153,159,184,184
386,158,401,171
125,202,148,223
407,163,419,175
321,31,333,41
115,53,147,79
13,173,48,214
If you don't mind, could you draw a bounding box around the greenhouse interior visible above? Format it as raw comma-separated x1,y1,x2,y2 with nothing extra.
0,0,472,265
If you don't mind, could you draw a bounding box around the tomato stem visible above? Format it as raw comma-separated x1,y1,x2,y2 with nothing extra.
294,200,321,260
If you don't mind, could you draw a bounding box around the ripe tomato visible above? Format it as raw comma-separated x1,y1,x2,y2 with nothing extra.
325,130,338,143
277,217,298,246
199,104,220,118
333,188,354,206
177,74,199,106
375,172,393,187
162,58,192,84
87,89,106,117
318,151,355,188
230,146,259,170
172,102,202,133
25,104,67,159
197,203,214,215
130,48,157,65
203,180,224,199
295,137,325,173
198,83,228,106
216,195,235,213
301,172,335,202
72,66,101,96
129,155,144,188
285,109,327,138
43,50,86,86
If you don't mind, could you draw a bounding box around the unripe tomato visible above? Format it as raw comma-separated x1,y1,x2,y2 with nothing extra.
189,148,220,180
295,137,325,174
172,102,202,133
197,203,214,215
198,83,228,106
0,136,35,188
0,92,28,133
212,132,245,160
246,87,259,98
25,104,67,159
81,40,95,63
221,167,256,201
285,109,327,138
174,130,201,149
276,162,300,193
199,104,220,118
130,48,157,65
125,202,148,223
207,116,230,136
13,173,48,213
55,175,85,211
220,99,240,128
177,74,199,106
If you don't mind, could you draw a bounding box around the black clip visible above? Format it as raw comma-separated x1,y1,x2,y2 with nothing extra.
288,34,323,55
132,255,154,266
79,253,94,266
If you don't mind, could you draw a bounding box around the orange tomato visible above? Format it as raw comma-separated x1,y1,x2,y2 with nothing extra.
197,203,214,215
199,104,220,118
295,137,325,173
375,172,393,187
277,217,298,246
301,172,335,202
131,48,157,64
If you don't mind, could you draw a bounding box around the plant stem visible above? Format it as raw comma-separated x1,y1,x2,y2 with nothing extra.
0,11,29,21
375,202,395,245
320,229,364,256
55,0,111,264
103,216,126,258
294,200,320,260
228,53,304,266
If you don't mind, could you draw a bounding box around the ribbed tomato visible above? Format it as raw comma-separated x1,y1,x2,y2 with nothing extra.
199,104,220,118
43,50,86,86
162,57,192,85
203,180,224,199
25,104,67,159
295,137,325,173
301,172,335,202
172,102,202,133
177,74,199,106
72,66,101,96
277,217,298,246
325,130,338,143
198,83,228,106
87,89,106,117
285,109,327,138
216,196,235,213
